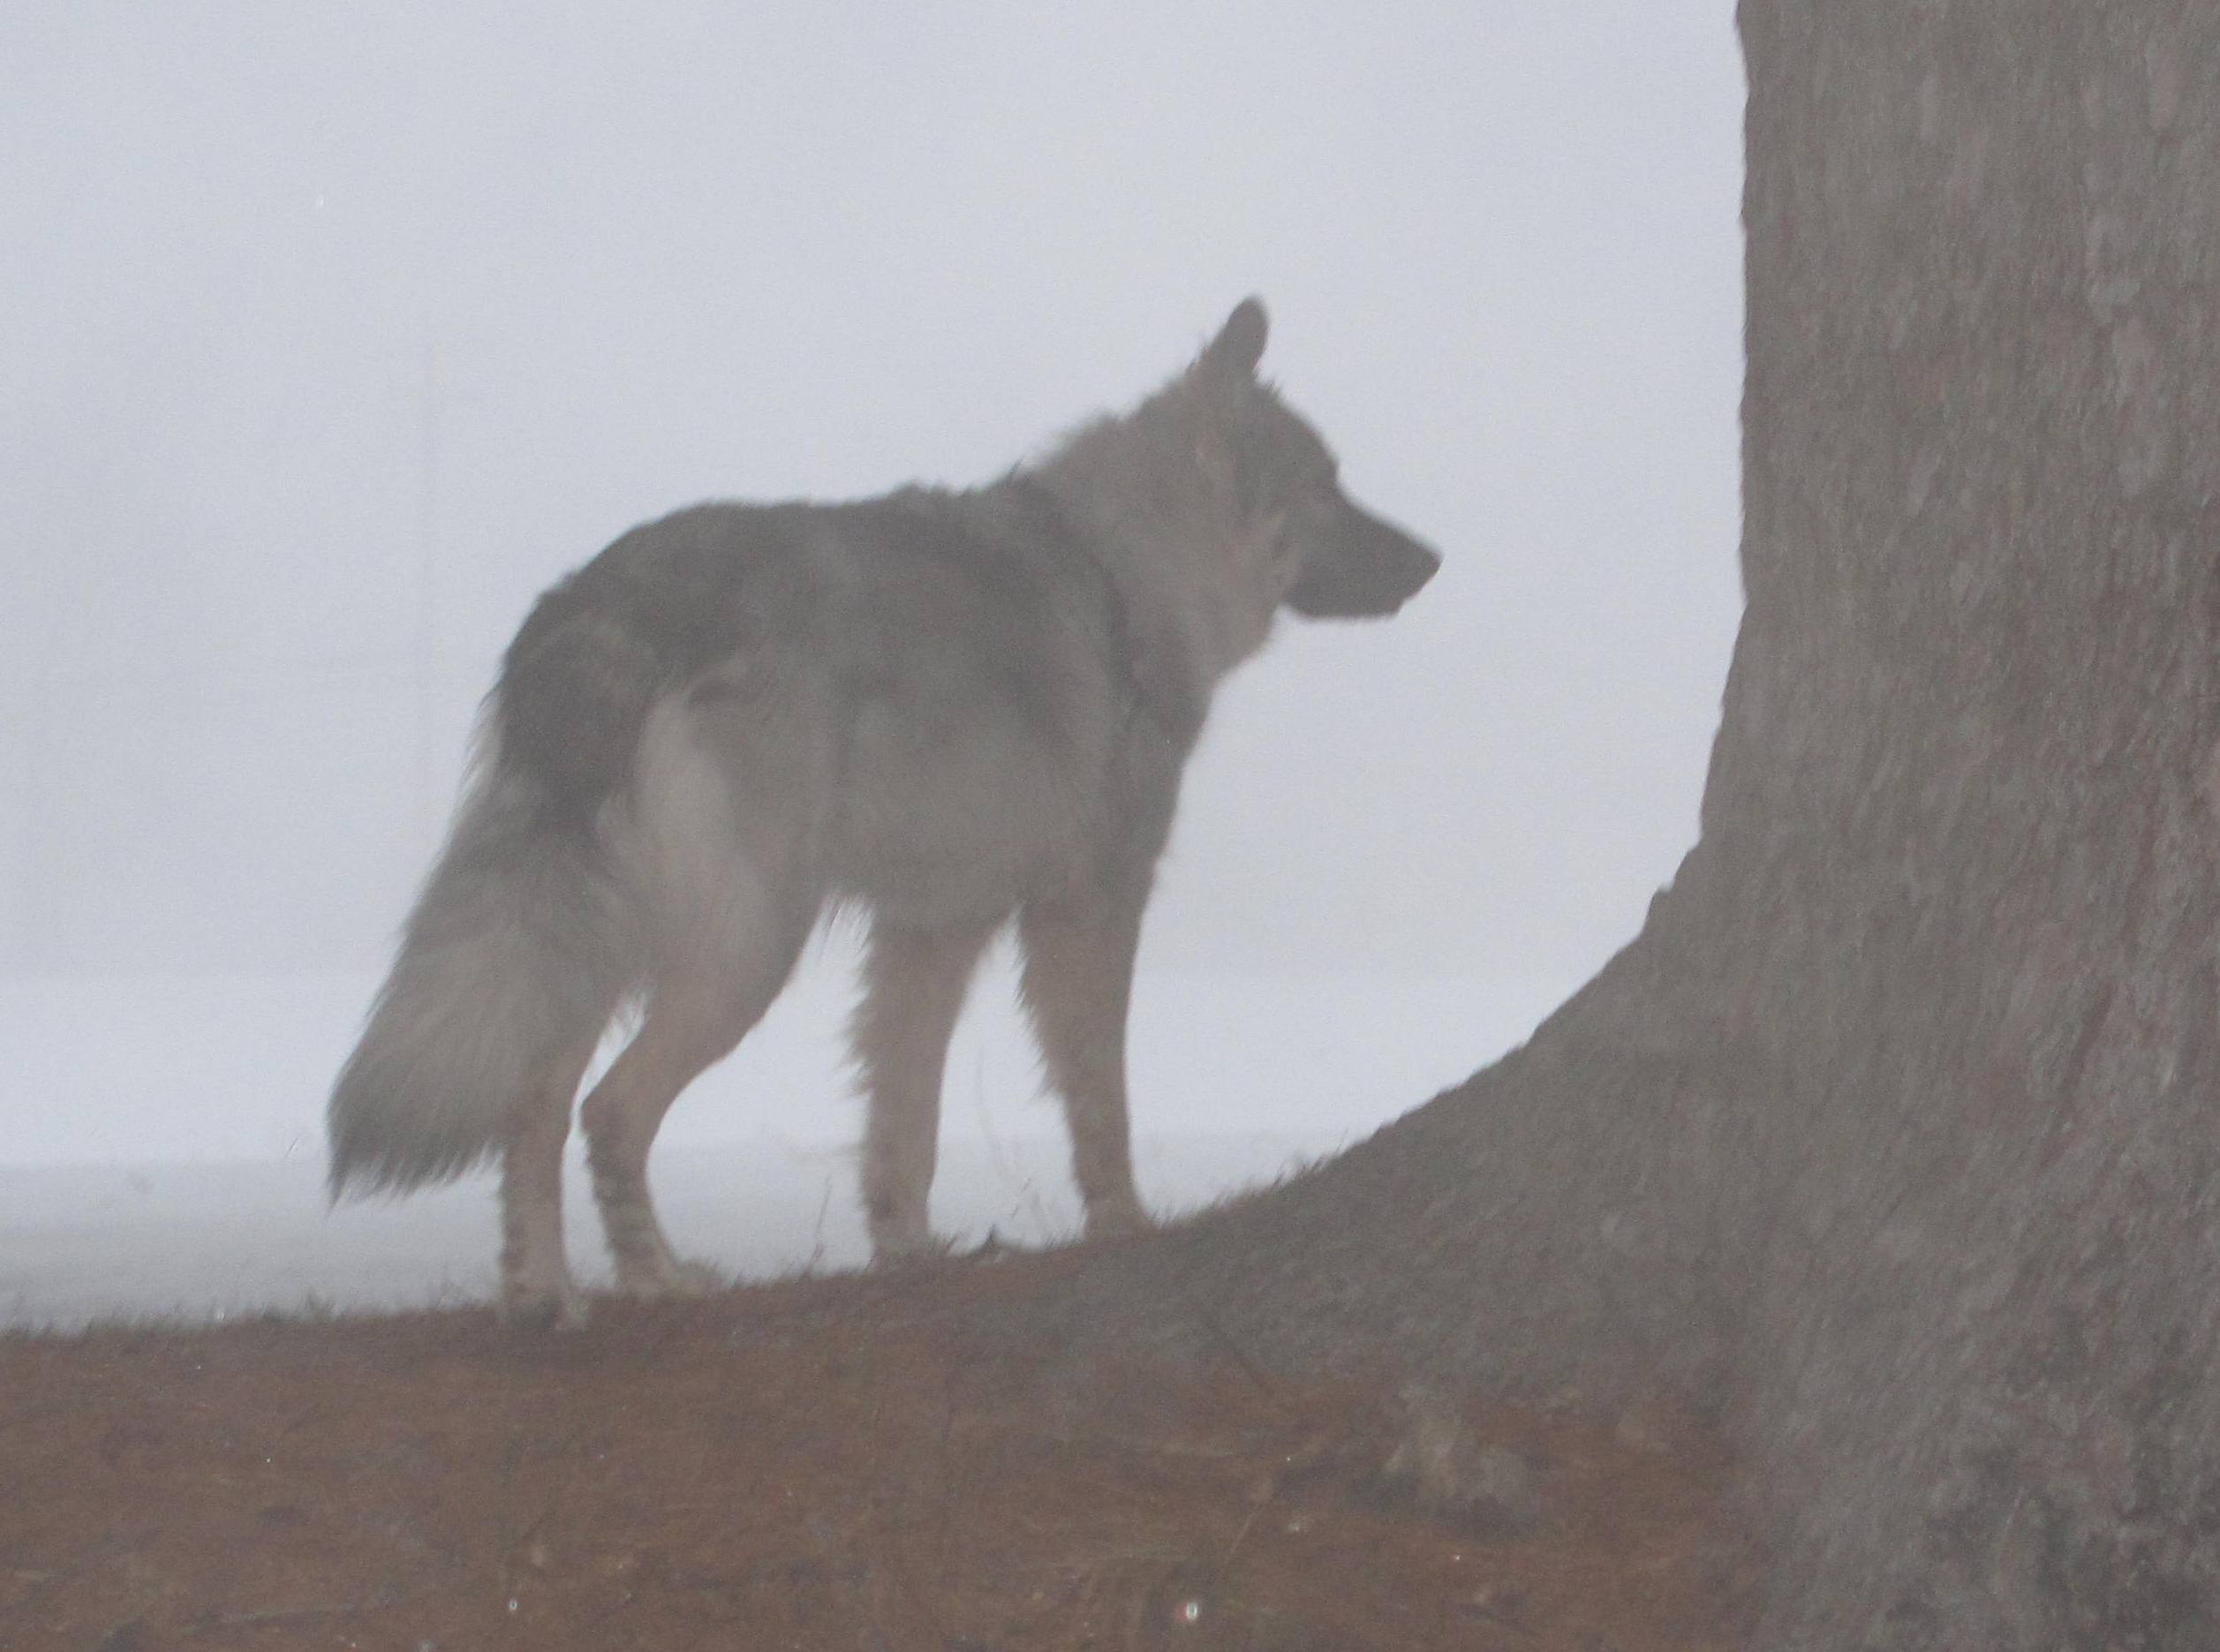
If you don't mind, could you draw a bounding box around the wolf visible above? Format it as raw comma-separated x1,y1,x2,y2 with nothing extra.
328,298,1439,1325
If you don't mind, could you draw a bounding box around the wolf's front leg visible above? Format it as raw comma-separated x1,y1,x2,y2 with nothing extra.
853,917,999,1263
1019,884,1153,1241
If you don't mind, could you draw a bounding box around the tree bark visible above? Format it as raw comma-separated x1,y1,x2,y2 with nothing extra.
1043,4,2220,1643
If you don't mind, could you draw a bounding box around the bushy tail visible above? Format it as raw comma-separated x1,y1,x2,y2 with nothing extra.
328,759,634,1197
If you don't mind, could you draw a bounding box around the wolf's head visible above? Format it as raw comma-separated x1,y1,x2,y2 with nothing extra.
1184,298,1441,622
1034,298,1442,683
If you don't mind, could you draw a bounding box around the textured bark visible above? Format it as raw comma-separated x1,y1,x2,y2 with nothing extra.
1041,4,2220,1644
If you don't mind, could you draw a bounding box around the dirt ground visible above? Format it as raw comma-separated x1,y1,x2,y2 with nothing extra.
1,1246,1756,1650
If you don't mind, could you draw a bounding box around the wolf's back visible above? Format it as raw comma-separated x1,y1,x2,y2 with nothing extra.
495,503,778,815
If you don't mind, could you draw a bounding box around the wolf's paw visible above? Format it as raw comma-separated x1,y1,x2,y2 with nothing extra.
869,1229,958,1271
500,1277,588,1331
666,1257,727,1297
865,1205,942,1270
614,1256,726,1301
1084,1198,1154,1243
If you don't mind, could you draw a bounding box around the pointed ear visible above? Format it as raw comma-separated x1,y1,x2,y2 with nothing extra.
1198,297,1269,381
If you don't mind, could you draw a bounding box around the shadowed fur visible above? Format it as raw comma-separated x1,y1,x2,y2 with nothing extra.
328,298,1440,1324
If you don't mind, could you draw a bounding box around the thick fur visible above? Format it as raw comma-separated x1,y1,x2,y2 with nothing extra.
327,759,632,1190
328,298,1440,1322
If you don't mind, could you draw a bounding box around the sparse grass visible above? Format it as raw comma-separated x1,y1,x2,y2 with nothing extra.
0,1242,1756,1651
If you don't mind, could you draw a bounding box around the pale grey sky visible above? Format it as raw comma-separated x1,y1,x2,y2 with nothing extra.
1,3,1743,1162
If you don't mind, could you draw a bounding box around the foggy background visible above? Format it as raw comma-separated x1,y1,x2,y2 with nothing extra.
1,3,1741,1312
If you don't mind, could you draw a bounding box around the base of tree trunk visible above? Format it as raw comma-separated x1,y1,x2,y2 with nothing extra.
1016,6,2220,1641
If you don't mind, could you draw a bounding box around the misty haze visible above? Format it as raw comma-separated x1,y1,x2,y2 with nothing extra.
17,6,2216,1643
2,4,1740,1326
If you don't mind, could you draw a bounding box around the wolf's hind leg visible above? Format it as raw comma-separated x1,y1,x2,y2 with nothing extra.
583,948,801,1298
1019,885,1152,1241
500,1037,602,1329
853,917,999,1263
587,688,823,1297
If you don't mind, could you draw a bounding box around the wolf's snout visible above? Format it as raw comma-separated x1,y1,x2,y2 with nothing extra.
1376,527,1443,611
1286,498,1443,619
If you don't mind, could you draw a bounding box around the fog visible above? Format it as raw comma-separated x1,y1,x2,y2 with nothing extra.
1,4,1740,1311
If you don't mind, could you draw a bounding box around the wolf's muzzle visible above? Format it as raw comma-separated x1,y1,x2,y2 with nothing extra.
1285,497,1442,619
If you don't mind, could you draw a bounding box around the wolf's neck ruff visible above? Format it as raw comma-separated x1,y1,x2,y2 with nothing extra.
990,473,1195,751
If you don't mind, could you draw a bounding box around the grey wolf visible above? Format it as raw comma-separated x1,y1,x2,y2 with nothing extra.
328,298,1440,1325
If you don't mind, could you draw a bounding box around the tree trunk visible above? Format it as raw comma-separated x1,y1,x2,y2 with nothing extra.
1049,4,2220,1643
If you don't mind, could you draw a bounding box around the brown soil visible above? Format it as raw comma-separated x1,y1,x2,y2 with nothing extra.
1,1247,1756,1650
